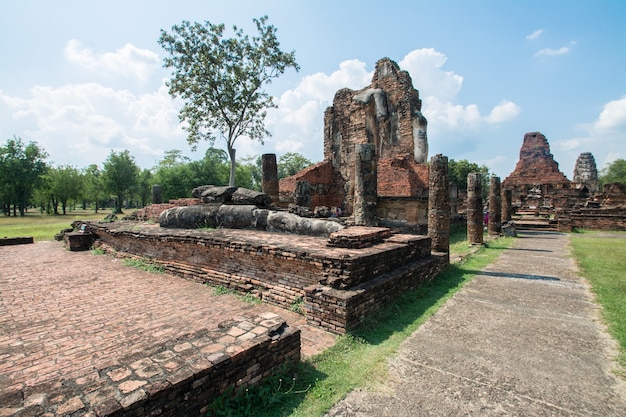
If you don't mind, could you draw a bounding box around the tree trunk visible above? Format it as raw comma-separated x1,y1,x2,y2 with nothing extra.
228,147,236,187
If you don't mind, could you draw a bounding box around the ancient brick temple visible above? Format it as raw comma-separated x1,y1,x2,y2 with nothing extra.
503,132,578,209
280,58,430,224
502,132,626,230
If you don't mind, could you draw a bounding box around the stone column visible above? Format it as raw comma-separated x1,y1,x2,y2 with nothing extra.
428,154,450,253
488,176,502,236
353,143,377,226
261,153,280,205
151,185,162,204
501,188,512,223
467,173,483,245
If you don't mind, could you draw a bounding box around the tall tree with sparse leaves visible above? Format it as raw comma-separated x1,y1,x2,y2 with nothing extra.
159,15,299,186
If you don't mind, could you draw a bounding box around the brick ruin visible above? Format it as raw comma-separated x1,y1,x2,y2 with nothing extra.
70,94,452,409
502,131,626,230
502,132,573,209
279,57,431,226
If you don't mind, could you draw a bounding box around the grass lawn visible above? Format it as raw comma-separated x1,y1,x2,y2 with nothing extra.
0,209,113,241
570,231,626,373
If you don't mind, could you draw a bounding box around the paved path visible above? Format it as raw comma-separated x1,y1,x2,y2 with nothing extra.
327,231,626,416
0,241,335,399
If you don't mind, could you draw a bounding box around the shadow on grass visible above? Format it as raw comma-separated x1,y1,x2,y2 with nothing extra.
352,264,467,345
209,237,511,417
205,361,327,417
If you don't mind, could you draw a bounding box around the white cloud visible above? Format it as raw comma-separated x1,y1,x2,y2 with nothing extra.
595,95,626,131
526,29,544,40
257,48,521,163
399,48,463,101
533,42,576,58
64,39,159,81
486,100,522,123
0,81,185,168
555,95,626,172
2,46,522,170
423,97,482,129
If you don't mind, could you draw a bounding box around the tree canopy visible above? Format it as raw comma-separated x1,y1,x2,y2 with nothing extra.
159,15,299,186
0,137,48,216
278,152,313,179
448,159,490,190
48,165,82,215
599,158,626,188
102,150,140,213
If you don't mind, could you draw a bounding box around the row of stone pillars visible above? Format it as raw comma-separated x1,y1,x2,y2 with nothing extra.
466,173,513,245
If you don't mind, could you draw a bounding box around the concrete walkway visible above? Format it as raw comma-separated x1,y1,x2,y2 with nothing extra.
327,231,626,416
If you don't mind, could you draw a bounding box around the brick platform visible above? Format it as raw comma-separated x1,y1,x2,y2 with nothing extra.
82,221,448,335
0,241,335,416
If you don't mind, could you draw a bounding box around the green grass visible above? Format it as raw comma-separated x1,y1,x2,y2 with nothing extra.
211,285,263,305
207,236,514,417
570,231,626,372
0,209,111,241
122,258,165,274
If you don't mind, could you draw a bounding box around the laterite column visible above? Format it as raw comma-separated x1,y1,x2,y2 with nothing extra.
467,172,483,245
428,154,450,253
261,153,280,205
488,176,501,236
501,188,512,223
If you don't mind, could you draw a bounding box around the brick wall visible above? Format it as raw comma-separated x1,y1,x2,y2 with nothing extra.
557,207,626,231
305,253,447,333
278,160,343,208
21,314,300,417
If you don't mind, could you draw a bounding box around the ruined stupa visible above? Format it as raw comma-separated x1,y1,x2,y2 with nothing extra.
280,58,430,222
502,132,571,208
573,152,599,194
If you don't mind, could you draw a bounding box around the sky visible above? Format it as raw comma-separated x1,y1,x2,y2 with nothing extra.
1,0,625,180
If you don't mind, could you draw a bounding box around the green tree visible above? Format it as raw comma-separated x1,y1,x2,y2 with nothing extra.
448,159,490,198
599,158,626,188
159,15,300,186
152,148,230,201
278,152,313,179
234,156,259,190
83,164,104,213
0,136,48,216
102,150,140,213
48,165,82,215
193,148,230,186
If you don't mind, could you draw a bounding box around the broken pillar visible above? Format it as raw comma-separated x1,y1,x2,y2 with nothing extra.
294,181,311,208
467,172,483,245
428,154,450,253
353,143,377,226
501,188,512,223
488,176,502,236
152,185,162,204
261,153,280,205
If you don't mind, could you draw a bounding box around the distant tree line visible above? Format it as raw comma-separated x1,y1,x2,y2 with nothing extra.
0,136,313,217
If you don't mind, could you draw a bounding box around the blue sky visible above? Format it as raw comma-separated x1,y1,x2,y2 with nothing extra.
1,0,625,179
